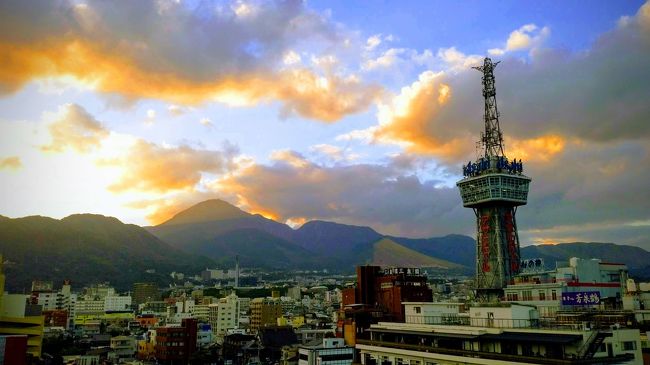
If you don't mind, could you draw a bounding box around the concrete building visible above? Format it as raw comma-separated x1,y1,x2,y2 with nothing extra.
197,323,214,348
155,318,198,364
342,266,433,322
104,295,132,312
0,256,45,359
193,303,211,323
251,297,283,332
132,282,160,305
75,299,105,314
298,338,354,365
356,304,643,364
504,257,628,317
216,293,240,337
623,278,650,327
110,335,136,362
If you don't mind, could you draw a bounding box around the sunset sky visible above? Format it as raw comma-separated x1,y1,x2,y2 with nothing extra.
1,0,649,248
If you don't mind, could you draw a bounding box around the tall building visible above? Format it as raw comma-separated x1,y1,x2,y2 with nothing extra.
342,266,433,322
456,57,531,302
250,298,282,332
216,293,240,337
154,318,198,363
133,282,160,305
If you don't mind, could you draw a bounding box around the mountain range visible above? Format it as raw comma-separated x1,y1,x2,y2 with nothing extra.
2,198,650,290
0,214,214,291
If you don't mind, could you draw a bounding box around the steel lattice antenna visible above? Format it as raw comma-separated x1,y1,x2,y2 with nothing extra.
472,57,504,158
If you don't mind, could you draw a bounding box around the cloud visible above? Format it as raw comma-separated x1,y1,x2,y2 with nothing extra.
357,3,650,161
365,34,383,51
124,191,226,225
167,104,189,116
370,70,476,161
103,139,240,194
40,104,109,153
331,3,650,242
0,156,22,170
199,117,213,127
0,0,378,122
437,47,483,72
270,149,310,168
489,23,550,55
217,155,471,237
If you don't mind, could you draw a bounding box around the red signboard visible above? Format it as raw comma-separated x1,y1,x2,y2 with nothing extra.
504,211,519,272
480,214,491,272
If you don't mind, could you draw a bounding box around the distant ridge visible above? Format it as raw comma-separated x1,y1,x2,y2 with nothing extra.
0,214,215,291
371,238,463,269
149,199,470,271
159,199,249,226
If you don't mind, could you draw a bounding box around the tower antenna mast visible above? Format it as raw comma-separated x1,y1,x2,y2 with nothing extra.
472,58,504,158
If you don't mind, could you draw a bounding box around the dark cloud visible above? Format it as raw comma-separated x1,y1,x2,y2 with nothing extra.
218,156,473,237
0,0,379,121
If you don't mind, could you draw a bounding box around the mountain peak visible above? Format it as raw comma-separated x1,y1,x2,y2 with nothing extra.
158,199,250,226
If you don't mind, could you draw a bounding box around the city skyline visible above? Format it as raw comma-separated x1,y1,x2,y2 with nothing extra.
1,0,649,249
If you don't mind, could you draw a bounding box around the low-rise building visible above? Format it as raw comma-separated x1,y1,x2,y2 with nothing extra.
356,303,643,365
110,335,136,362
298,338,354,365
504,257,627,317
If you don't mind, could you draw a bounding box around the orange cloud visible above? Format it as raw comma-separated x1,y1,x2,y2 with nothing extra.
373,71,474,160
0,156,22,170
103,140,234,194
40,103,109,153
507,134,566,162
125,195,205,225
0,38,378,122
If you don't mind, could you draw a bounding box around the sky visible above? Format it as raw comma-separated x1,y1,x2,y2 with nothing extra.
1,0,649,249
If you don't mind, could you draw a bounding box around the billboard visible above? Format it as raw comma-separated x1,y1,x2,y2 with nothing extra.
561,291,600,306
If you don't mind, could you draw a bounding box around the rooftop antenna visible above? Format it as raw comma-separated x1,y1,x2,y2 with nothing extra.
472,58,505,158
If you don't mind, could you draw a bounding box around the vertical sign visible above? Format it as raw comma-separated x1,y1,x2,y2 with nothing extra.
504,211,519,272
480,214,491,272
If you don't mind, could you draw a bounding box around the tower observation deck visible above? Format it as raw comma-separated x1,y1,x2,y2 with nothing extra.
456,58,531,302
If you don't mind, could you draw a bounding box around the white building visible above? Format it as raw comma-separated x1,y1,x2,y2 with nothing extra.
403,302,464,325
504,257,627,317
216,293,240,337
193,304,211,322
197,323,214,348
75,299,105,314
299,338,354,365
623,278,650,326
357,304,643,365
298,338,354,365
104,295,132,311
110,335,136,362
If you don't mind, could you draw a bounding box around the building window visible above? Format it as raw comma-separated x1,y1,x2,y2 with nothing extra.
538,291,546,301
414,307,421,314
551,290,557,301
622,341,637,351
522,290,532,301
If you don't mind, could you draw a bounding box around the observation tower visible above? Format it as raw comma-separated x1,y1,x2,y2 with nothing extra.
456,58,531,302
